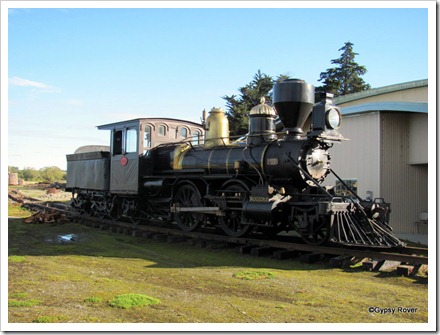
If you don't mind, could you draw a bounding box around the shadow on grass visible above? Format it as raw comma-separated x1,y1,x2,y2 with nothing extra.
372,270,428,285
8,217,332,272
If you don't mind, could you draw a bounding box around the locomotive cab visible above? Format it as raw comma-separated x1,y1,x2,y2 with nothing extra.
98,119,143,194
96,118,205,195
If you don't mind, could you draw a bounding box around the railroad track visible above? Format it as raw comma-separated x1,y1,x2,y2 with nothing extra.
15,196,428,271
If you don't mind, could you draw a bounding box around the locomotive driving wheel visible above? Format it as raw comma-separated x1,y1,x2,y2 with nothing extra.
173,182,204,232
218,181,253,238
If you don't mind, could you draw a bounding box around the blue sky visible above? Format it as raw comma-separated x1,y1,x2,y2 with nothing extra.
4,2,433,170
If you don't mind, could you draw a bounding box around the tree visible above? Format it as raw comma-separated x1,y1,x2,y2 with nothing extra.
222,70,289,136
39,166,66,182
19,167,40,181
8,166,19,173
15,166,66,182
317,41,371,96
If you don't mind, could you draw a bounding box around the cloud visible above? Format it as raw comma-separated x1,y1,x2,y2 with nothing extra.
9,76,61,94
9,76,51,88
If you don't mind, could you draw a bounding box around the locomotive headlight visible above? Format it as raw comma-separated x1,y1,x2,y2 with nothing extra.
325,108,341,130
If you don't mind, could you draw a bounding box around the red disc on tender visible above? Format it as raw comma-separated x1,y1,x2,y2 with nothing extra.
120,156,128,166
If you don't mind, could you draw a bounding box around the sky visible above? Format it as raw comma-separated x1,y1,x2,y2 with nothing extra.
3,1,434,170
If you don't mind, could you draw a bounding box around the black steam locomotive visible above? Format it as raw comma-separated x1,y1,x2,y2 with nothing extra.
66,79,404,247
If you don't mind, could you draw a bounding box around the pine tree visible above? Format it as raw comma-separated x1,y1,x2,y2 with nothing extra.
318,42,371,96
222,70,288,136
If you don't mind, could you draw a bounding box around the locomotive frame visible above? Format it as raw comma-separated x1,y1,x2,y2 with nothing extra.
66,79,404,248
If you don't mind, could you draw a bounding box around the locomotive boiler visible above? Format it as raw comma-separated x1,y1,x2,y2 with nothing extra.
66,79,404,247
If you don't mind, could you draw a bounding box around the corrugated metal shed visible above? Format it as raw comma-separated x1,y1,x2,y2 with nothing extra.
329,80,428,236
380,113,428,234
328,112,381,200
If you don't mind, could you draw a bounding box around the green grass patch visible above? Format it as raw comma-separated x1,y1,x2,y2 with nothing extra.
8,203,33,218
8,255,26,263
9,299,41,307
108,294,161,309
233,270,276,280
9,293,28,299
84,296,103,304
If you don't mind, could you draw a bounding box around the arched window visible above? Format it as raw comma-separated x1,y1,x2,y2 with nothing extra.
192,130,201,145
180,127,188,138
158,125,166,137
144,125,152,153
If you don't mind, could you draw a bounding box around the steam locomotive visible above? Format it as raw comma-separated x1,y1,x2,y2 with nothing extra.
66,79,404,247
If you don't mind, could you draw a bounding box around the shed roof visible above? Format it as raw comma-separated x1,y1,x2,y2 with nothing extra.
334,79,428,105
341,101,428,116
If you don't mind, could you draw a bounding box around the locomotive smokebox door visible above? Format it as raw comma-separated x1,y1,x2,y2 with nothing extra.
98,120,141,194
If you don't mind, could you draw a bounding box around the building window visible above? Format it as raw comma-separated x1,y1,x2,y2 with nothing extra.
192,130,200,145
158,125,166,137
126,128,137,153
144,125,152,151
180,127,188,138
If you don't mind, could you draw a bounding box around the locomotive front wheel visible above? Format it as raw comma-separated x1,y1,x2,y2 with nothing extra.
173,183,204,232
218,182,253,238
300,216,331,246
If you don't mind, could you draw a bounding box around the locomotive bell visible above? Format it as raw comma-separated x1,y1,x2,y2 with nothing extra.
204,107,230,148
247,97,278,145
273,79,315,139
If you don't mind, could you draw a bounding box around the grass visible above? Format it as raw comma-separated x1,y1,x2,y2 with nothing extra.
8,184,72,205
84,296,103,304
6,197,429,327
32,316,68,323
8,201,34,218
9,299,42,308
8,255,26,263
109,294,161,309
233,270,276,280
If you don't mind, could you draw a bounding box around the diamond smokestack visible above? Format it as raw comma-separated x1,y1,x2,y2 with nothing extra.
273,79,315,138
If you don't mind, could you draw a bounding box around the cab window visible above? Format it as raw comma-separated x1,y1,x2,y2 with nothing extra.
113,130,123,155
126,128,137,153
